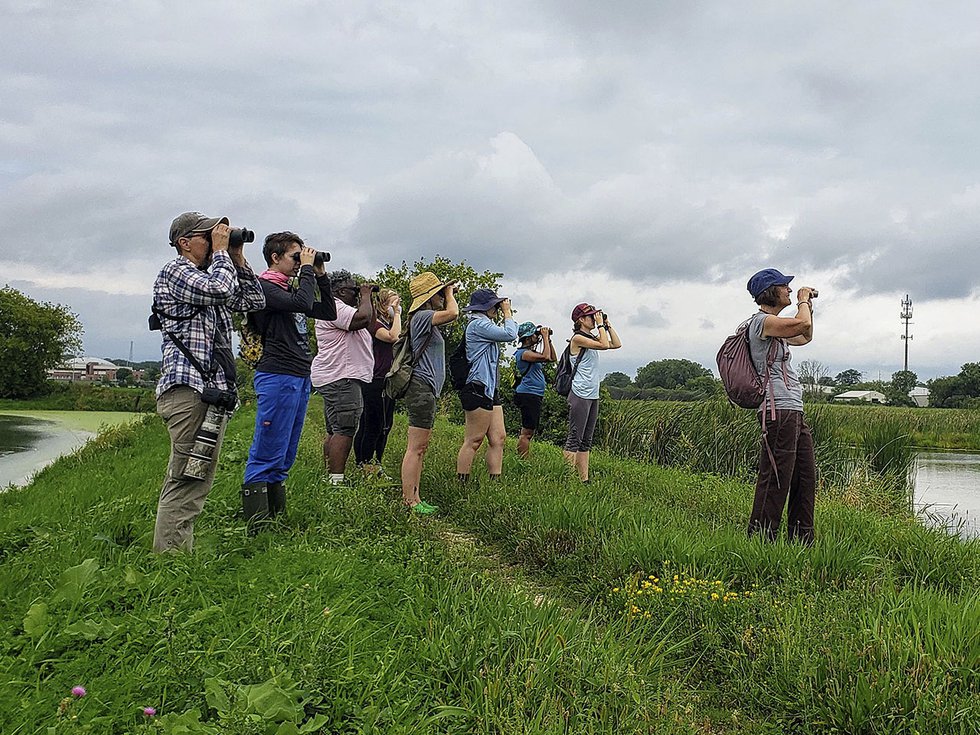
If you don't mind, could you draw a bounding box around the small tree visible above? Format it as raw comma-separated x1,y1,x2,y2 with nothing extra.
835,369,862,386
884,370,917,407
0,286,83,398
116,367,134,386
634,359,711,390
797,359,831,400
601,371,632,389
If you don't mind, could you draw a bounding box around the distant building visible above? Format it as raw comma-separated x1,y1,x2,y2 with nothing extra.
49,357,119,382
833,390,887,404
802,382,836,395
909,386,930,408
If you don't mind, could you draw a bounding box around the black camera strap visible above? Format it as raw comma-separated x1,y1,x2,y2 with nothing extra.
151,303,236,389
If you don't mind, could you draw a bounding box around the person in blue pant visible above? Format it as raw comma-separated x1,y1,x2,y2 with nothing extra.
241,232,336,522
512,321,557,458
456,289,518,482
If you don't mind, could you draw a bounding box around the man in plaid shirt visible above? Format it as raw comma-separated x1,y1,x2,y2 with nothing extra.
151,212,265,552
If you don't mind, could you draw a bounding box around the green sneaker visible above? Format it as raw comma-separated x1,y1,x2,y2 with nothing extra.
411,502,437,515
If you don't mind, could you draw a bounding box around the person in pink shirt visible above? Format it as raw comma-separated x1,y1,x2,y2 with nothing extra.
310,270,376,485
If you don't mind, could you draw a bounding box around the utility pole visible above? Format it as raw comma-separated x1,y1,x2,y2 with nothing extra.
900,295,913,372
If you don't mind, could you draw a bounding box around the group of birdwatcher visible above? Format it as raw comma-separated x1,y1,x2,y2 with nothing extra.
149,212,626,553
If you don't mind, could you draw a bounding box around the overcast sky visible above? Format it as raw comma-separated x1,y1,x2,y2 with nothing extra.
3,0,979,382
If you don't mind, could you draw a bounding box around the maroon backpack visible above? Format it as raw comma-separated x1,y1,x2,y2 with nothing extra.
716,317,784,411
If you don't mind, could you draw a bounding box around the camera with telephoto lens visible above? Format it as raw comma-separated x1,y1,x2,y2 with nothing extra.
183,403,228,481
201,386,237,411
181,388,236,480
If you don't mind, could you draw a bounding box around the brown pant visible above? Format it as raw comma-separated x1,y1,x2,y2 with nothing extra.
152,386,227,553
748,410,816,544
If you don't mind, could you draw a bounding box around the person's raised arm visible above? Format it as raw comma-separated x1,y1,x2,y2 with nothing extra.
432,282,460,326
374,295,403,344
605,314,622,350
521,328,557,362
471,298,518,341
347,283,377,331
762,286,815,344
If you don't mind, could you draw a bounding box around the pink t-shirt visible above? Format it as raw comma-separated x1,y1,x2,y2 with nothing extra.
310,299,374,387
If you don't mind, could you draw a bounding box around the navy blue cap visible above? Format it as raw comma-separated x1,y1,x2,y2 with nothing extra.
462,288,506,312
747,268,794,298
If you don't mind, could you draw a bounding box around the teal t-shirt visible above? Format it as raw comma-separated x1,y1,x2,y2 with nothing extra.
514,348,546,396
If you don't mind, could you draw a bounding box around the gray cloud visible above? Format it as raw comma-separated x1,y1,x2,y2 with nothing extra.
4,0,980,375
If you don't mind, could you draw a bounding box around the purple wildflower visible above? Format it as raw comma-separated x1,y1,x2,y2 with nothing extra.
143,706,157,717
71,686,86,698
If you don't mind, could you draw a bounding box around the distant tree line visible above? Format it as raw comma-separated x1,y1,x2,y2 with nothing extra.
601,359,723,401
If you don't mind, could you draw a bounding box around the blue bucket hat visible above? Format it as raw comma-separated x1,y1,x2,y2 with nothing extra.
462,288,506,312
747,268,794,298
517,321,537,339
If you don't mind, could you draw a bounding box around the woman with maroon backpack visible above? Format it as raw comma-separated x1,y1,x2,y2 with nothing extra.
562,303,621,482
744,268,817,545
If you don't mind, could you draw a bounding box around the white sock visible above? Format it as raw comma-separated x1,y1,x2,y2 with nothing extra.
329,473,345,486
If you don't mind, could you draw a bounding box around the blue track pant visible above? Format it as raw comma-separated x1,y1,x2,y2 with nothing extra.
244,372,311,484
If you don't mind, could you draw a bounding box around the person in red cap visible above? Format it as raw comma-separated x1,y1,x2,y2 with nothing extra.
563,303,621,482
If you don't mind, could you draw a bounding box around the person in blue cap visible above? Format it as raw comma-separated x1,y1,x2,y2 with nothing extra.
456,288,518,482
512,321,557,458
745,268,818,545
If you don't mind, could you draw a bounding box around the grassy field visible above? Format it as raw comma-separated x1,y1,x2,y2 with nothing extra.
0,402,978,733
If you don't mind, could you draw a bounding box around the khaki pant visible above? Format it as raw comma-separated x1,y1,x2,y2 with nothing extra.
152,386,227,552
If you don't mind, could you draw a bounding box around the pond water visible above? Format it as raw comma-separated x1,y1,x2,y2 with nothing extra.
0,411,140,489
914,452,980,538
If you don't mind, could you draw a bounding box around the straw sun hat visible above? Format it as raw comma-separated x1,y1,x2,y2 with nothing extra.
409,271,450,312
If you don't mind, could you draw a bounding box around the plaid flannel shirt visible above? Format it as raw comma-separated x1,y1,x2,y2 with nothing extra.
153,251,265,398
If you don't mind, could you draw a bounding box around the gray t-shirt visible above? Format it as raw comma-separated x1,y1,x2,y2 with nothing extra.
748,312,804,412
410,310,445,394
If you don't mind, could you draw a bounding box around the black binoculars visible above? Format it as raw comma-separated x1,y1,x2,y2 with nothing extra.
228,228,254,249
290,251,331,266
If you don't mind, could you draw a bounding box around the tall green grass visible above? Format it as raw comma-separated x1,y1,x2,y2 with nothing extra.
419,418,980,733
1,405,978,732
598,400,918,515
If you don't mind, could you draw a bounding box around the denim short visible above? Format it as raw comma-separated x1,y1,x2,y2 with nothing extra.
405,376,438,430
315,378,364,436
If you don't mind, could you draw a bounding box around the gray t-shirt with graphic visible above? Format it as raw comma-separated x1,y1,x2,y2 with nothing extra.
748,312,803,412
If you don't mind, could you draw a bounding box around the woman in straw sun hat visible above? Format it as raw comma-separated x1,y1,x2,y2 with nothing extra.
398,271,459,514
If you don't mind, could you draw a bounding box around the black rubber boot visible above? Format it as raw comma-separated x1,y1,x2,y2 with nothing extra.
267,481,286,518
240,482,270,523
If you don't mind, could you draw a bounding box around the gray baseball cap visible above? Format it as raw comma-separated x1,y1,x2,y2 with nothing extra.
168,212,229,245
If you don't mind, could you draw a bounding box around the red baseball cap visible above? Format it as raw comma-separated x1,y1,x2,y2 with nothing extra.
571,303,599,321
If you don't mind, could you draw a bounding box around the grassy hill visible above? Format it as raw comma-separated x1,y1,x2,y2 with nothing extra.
1,403,978,733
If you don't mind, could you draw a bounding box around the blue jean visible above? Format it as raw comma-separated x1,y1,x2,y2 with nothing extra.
244,372,311,484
